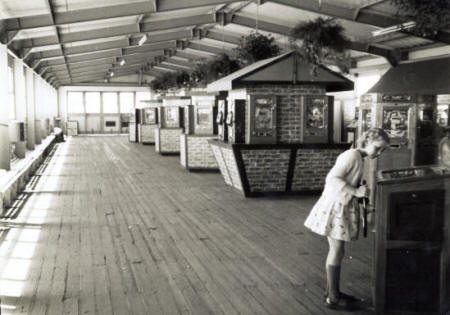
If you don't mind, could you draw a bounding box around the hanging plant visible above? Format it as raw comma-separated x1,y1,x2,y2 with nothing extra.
193,53,242,85
234,32,281,65
290,17,351,75
389,0,450,37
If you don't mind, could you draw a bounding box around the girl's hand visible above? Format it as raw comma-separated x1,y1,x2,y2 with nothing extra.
355,185,369,198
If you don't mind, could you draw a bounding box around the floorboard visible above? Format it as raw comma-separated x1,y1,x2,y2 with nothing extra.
0,135,374,314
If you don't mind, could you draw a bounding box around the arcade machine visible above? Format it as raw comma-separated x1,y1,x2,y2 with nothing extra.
180,93,219,171
374,166,450,315
155,97,188,154
138,100,161,144
359,93,440,207
206,51,353,196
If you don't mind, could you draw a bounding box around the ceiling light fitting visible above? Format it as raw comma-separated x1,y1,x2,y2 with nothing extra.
109,71,114,77
119,58,126,66
138,34,148,46
371,21,416,37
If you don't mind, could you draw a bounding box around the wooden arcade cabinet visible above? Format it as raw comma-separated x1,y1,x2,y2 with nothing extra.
138,100,161,144
374,166,450,315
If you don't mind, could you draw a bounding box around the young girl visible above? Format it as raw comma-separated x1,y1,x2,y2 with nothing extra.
304,128,390,310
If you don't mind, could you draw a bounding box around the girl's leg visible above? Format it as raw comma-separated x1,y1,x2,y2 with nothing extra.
326,237,345,301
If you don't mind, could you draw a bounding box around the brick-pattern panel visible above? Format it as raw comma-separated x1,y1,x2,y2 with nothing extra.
160,129,182,153
141,124,157,143
210,144,232,185
222,147,243,191
291,148,344,191
180,134,187,167
187,136,218,169
241,149,290,192
246,85,326,143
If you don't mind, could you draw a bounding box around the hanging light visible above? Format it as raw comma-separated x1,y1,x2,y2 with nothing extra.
109,71,114,77
138,34,148,46
119,58,126,66
372,21,416,37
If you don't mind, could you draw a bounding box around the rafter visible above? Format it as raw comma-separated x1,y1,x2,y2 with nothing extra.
10,13,213,51
222,12,402,65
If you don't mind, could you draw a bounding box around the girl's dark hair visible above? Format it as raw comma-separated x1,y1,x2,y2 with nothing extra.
358,128,390,147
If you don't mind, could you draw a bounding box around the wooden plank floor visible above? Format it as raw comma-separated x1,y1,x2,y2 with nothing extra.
0,135,375,315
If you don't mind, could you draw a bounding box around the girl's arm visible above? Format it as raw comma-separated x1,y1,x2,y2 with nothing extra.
325,151,358,196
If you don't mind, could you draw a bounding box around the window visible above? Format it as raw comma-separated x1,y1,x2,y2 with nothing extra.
135,91,151,107
103,92,118,113
68,92,84,113
85,92,100,113
8,66,15,120
120,92,134,113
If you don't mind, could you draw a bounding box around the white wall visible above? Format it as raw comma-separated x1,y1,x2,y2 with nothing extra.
59,85,151,134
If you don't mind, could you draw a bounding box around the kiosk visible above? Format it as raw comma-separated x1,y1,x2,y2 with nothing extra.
374,166,450,315
138,100,161,144
155,97,188,154
180,93,221,171
207,51,353,197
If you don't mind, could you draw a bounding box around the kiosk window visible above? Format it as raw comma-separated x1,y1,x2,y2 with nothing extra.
105,121,116,127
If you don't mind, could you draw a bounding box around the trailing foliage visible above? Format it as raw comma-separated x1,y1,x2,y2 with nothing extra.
234,32,281,65
149,54,242,92
290,17,351,75
390,0,450,37
149,70,191,92
193,53,242,85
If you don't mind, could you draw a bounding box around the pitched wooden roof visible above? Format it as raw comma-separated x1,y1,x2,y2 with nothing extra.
207,51,354,92
368,57,450,95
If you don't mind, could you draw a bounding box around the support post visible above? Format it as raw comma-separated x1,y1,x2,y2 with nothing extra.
14,58,26,157
0,43,10,170
25,67,36,150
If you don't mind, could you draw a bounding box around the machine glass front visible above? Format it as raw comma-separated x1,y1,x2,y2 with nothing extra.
382,108,409,139
254,97,275,131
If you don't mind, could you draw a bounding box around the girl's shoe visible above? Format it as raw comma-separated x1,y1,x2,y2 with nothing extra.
324,297,352,311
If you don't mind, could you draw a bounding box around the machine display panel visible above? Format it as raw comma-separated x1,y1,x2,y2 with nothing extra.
382,107,409,139
197,107,211,126
305,97,327,135
144,108,156,124
166,107,177,122
254,97,275,131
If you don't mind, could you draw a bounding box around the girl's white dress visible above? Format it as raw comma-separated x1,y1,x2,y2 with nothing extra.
304,149,364,242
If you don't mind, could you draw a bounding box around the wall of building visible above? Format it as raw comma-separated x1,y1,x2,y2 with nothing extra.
58,85,150,134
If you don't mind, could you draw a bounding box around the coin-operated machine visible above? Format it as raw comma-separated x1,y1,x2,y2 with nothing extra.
155,97,188,154
180,94,220,170
374,166,450,315
299,95,334,144
226,99,246,144
359,93,440,205
246,95,277,144
217,98,228,142
138,101,160,144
